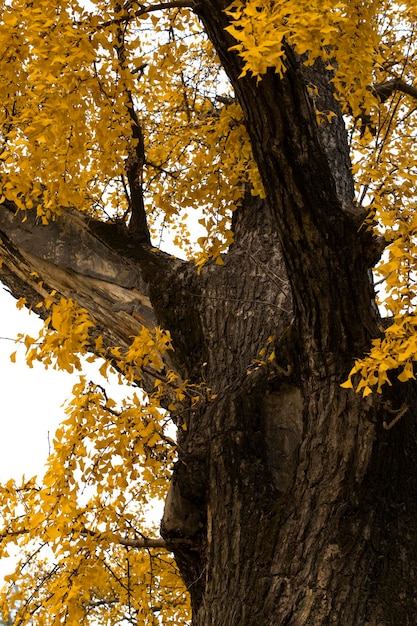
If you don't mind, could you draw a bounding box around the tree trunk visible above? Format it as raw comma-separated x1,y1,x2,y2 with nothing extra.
2,3,417,624
159,4,417,623
155,196,417,625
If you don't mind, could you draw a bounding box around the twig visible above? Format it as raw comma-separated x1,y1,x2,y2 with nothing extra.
383,402,409,430
97,1,193,30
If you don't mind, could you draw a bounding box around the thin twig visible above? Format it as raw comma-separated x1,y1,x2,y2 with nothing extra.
97,1,193,30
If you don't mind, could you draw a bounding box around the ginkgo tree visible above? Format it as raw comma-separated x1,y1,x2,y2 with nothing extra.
1,0,417,624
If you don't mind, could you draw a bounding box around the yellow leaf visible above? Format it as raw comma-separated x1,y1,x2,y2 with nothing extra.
16,297,27,310
45,525,61,541
398,361,415,382
362,386,373,397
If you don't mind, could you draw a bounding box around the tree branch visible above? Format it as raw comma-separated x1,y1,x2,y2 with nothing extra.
0,204,155,353
117,534,193,549
114,16,151,244
98,1,193,30
373,78,417,103
80,527,193,550
118,536,168,549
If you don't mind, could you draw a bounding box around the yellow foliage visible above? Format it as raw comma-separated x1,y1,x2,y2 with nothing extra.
225,0,380,114
0,378,190,625
343,315,417,395
17,297,95,373
0,0,258,262
0,290,196,622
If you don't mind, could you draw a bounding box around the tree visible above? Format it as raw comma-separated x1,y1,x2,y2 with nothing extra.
1,0,417,624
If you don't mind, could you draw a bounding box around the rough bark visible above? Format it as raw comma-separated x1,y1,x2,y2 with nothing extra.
0,204,155,348
1,4,417,625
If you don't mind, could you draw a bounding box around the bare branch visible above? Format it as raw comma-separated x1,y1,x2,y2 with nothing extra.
79,526,194,550
373,79,417,104
118,536,168,549
98,1,193,30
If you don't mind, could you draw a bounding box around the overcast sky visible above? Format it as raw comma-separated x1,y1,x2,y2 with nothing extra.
0,285,83,583
0,285,79,482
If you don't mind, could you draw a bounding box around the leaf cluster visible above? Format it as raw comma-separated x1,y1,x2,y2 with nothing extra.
0,374,190,625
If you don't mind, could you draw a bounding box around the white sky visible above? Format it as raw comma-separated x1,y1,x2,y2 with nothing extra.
0,285,78,482
0,282,143,483
0,285,85,584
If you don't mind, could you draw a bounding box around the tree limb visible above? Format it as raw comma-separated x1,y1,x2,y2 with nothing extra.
114,17,151,244
97,1,193,30
373,78,417,103
0,204,155,347
81,528,193,550
118,536,169,549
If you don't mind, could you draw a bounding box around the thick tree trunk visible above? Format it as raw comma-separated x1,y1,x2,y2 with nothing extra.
160,4,417,624
2,4,417,624
154,198,417,624
179,378,417,625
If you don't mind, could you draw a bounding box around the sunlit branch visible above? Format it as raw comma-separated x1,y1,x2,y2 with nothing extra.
80,528,162,549
118,535,194,549
118,536,168,549
79,527,192,550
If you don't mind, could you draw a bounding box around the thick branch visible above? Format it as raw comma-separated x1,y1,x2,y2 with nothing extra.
195,2,380,373
0,203,184,393
0,204,154,340
82,524,198,550
373,78,417,103
118,536,168,548
117,535,192,549
81,527,173,549
124,112,150,243
0,527,178,552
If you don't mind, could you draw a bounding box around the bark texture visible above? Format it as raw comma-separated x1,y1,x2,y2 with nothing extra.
1,3,417,625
